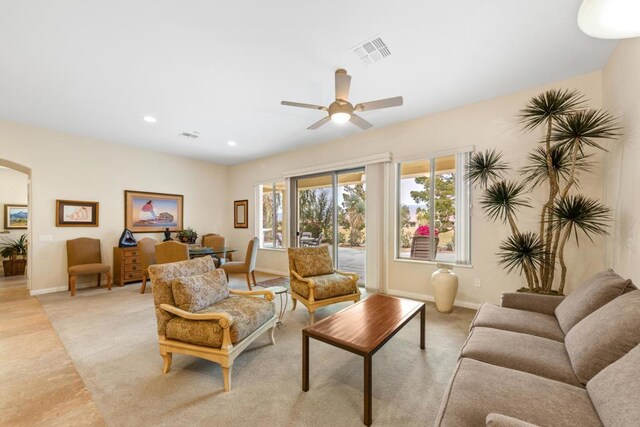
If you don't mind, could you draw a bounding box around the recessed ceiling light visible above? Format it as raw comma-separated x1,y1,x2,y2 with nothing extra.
143,115,157,123
227,141,237,146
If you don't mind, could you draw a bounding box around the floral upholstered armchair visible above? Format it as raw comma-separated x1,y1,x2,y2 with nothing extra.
288,246,360,324
149,256,277,391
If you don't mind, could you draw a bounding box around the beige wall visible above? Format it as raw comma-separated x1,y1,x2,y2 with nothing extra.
0,120,229,294
603,38,640,285
226,72,606,306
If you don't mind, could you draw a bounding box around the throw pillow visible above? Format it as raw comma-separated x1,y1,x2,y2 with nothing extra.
295,248,334,278
171,269,229,312
555,269,635,334
565,290,640,384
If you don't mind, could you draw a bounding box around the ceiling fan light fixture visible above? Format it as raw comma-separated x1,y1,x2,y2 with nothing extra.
578,0,640,39
331,112,351,124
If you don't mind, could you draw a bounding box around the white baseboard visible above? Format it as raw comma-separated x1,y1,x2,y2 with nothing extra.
386,289,480,310
255,268,288,277
30,286,67,296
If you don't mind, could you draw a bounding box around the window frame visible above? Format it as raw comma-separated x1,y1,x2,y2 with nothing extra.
256,180,287,250
394,148,472,266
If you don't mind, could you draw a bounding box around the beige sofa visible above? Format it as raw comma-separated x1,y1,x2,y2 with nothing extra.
435,270,640,427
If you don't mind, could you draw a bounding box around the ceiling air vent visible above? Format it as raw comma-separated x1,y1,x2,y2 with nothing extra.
179,131,200,139
352,36,391,65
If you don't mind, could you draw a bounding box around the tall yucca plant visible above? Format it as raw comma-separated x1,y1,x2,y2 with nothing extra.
467,89,618,294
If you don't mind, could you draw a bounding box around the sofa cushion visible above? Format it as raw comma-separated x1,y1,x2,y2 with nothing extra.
555,269,634,334
290,273,357,300
486,414,540,427
565,290,640,384
294,247,334,278
434,358,601,427
587,344,640,427
472,303,565,342
171,269,229,312
460,327,581,387
165,296,275,347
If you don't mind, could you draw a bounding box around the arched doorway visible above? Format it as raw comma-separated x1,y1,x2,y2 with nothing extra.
0,159,32,291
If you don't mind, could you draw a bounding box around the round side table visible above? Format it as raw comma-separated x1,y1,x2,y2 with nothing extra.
266,286,288,326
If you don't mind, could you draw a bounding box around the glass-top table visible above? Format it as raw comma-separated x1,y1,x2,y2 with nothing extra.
189,246,237,260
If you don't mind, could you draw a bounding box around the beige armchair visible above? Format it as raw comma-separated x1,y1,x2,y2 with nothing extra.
138,237,157,294
66,237,112,297
288,246,360,324
221,237,258,290
156,241,189,264
149,256,277,391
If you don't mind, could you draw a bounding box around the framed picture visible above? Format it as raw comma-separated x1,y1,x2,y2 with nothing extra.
56,200,99,227
125,190,183,233
234,200,248,228
3,204,28,230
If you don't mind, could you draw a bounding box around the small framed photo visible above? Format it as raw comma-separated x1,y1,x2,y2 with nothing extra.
56,200,99,227
4,204,28,229
234,200,248,228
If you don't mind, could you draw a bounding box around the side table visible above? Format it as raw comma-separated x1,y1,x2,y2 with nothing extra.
266,286,288,326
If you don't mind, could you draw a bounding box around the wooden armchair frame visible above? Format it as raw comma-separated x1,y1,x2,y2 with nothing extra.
157,288,277,391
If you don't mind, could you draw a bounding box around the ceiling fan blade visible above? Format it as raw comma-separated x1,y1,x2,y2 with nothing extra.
335,69,352,101
355,96,403,112
349,114,373,130
307,116,331,130
281,101,327,111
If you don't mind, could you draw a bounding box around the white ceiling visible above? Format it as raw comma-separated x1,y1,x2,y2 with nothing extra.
0,1,616,165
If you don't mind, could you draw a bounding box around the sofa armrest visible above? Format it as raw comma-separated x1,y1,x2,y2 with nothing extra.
334,269,359,282
291,270,316,288
230,289,275,301
486,413,540,427
500,292,565,315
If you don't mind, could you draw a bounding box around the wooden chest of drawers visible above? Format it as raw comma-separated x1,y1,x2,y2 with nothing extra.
113,246,143,286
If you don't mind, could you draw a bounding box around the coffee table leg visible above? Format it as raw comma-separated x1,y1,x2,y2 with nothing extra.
420,305,425,350
302,332,309,391
364,355,372,426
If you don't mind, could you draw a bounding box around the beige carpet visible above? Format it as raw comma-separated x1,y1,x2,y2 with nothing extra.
37,278,475,426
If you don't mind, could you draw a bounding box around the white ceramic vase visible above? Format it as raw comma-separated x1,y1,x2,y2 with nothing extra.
432,264,459,313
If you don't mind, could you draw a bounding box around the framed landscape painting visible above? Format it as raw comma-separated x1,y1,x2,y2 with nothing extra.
125,190,183,233
56,200,99,227
4,204,28,229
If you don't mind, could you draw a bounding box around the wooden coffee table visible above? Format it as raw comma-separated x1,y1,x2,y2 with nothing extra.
302,294,425,426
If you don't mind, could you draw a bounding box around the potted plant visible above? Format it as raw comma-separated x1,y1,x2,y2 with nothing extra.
176,227,198,244
1,234,28,276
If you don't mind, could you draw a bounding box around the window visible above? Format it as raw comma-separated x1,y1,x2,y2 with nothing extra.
397,151,471,264
258,181,286,249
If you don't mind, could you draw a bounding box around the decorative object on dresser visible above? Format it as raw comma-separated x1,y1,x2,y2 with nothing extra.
221,237,259,290
155,241,189,264
138,238,157,294
3,204,27,230
287,246,360,324
67,237,112,296
148,256,277,391
163,227,172,242
55,200,99,227
124,190,183,233
113,246,142,286
175,227,198,244
118,228,137,247
233,200,248,228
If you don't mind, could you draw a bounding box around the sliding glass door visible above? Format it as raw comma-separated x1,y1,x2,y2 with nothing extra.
291,169,366,285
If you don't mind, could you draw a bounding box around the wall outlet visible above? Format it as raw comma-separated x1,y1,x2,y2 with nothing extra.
474,278,482,288
39,235,53,242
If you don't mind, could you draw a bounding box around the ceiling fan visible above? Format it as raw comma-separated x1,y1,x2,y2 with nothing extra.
281,68,403,130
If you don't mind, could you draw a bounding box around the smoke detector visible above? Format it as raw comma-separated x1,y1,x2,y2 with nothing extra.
352,36,391,65
179,131,200,139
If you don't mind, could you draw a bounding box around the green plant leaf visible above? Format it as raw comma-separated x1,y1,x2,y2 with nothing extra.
466,149,509,189
497,232,546,274
552,109,620,152
480,180,530,223
521,145,593,188
552,195,611,244
520,89,585,132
